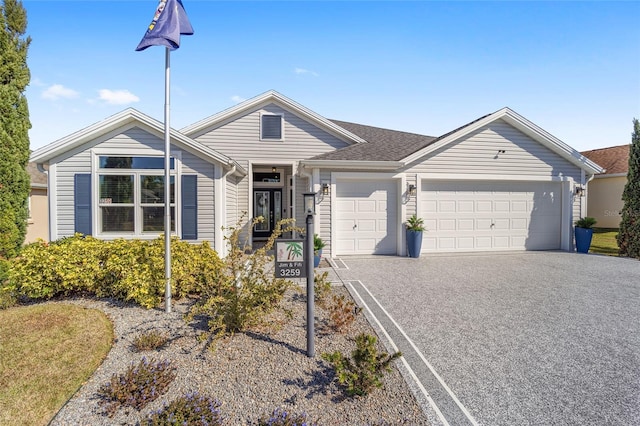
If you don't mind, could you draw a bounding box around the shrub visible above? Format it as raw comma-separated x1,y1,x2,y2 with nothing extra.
313,271,331,308
322,333,402,397
8,235,224,308
575,217,597,229
185,216,298,346
258,408,316,426
132,330,169,352
97,357,176,417
327,294,360,333
147,392,224,425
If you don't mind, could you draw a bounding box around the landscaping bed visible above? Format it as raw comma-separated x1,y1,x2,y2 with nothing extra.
49,286,430,426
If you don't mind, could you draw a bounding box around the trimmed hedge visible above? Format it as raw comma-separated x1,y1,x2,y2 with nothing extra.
6,235,223,308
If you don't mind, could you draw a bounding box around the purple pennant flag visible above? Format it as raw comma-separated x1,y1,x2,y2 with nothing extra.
136,0,193,51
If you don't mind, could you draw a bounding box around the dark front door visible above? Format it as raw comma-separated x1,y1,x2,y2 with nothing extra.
253,189,282,239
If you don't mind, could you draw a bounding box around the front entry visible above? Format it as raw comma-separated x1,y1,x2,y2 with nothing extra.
253,189,282,239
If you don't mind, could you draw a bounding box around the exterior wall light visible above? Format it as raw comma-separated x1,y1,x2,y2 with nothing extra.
575,186,585,197
322,183,330,196
304,192,316,216
407,183,417,197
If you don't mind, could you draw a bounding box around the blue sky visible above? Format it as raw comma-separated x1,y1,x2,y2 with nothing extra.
23,1,640,152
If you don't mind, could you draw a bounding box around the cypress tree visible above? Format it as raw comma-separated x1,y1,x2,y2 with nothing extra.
0,0,31,259
617,118,640,259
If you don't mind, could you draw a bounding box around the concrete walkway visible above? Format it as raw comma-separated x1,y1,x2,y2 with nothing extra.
326,252,640,426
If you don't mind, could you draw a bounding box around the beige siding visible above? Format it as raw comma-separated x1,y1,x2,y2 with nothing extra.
25,188,49,243
586,176,626,228
193,104,350,163
404,120,582,179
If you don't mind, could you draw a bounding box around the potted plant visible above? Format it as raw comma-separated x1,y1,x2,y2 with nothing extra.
575,217,597,253
406,214,425,258
314,234,326,267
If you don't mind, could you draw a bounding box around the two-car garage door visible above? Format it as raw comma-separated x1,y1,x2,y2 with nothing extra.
333,179,563,255
420,180,562,252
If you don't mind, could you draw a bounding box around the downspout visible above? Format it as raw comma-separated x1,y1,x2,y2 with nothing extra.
217,163,236,257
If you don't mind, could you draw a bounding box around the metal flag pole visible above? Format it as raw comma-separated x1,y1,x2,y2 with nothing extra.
164,46,172,313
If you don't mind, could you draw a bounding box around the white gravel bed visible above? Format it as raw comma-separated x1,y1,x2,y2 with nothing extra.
49,286,430,425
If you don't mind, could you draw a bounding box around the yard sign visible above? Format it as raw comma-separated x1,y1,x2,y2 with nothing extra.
274,239,306,278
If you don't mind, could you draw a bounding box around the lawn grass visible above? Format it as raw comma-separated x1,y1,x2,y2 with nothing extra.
590,228,619,256
0,303,113,426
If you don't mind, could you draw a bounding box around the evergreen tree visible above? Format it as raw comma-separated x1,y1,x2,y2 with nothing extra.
617,118,640,259
0,0,31,259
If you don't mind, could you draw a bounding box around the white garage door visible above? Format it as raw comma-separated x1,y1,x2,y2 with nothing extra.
421,181,562,252
335,180,398,255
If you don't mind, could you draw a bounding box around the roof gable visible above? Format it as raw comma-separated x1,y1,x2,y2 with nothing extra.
581,144,629,175
30,108,245,175
401,107,604,175
180,90,366,145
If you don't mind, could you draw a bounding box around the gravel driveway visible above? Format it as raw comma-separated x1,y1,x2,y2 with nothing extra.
333,252,640,426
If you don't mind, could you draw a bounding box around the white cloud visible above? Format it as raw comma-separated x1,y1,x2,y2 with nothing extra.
231,95,246,103
98,89,140,105
42,84,79,100
294,67,319,77
31,77,47,87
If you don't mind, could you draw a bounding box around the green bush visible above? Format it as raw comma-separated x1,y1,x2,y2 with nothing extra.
314,271,331,308
7,235,224,308
185,216,298,345
322,333,402,397
147,392,224,425
97,357,176,417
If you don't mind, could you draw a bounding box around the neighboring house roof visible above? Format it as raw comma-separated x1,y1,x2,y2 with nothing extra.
181,90,367,145
30,108,246,176
580,144,629,176
27,162,47,188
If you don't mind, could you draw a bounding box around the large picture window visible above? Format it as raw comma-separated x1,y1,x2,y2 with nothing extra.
98,156,176,235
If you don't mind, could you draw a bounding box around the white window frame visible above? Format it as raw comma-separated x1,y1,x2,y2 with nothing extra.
92,152,181,239
260,113,284,141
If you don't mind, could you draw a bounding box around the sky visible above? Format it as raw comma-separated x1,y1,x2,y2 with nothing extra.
21,0,640,153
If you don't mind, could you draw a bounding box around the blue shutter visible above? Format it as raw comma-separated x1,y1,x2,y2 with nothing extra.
182,175,198,240
74,174,92,235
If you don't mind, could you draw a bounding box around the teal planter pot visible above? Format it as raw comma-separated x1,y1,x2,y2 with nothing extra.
314,249,322,267
406,230,423,258
575,227,593,253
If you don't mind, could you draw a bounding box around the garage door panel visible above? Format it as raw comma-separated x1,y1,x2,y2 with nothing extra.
336,180,397,255
421,180,562,252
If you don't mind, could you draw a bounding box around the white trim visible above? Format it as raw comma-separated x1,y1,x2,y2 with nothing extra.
561,181,571,251
259,112,284,141
214,164,225,254
416,173,573,182
48,163,57,240
181,90,367,145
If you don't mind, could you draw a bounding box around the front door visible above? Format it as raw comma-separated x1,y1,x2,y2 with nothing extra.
253,189,282,239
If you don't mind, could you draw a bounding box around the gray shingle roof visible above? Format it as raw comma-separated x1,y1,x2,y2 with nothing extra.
310,120,437,161
310,113,493,163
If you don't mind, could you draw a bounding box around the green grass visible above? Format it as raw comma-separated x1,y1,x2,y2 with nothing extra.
0,303,113,426
590,228,619,256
